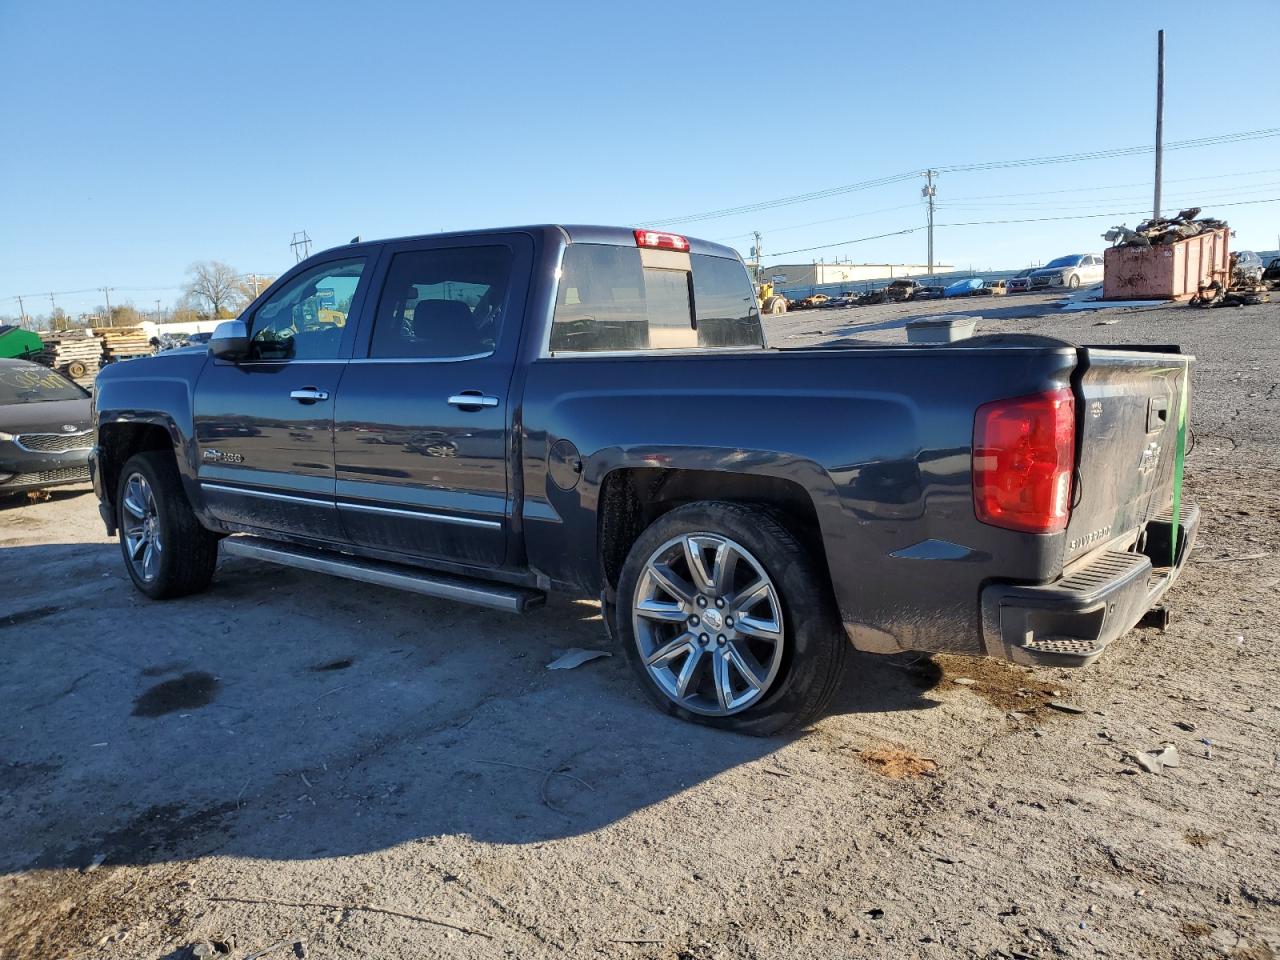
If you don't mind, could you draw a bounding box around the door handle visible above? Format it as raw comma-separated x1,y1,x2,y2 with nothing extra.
290,388,329,403
447,392,499,409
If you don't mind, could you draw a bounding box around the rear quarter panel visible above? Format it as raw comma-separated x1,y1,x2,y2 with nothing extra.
521,345,1079,655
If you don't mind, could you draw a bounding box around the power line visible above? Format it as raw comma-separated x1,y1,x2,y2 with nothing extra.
713,202,925,242
938,178,1280,211
639,125,1280,227
766,195,1280,258
640,171,920,227
733,168,1280,242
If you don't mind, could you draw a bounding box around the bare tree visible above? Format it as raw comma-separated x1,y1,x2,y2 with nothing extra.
185,261,245,322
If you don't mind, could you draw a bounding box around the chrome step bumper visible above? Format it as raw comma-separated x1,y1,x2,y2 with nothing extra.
980,502,1200,667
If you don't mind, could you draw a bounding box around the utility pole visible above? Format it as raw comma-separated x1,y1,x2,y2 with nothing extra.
155,299,163,323
16,295,26,329
921,170,938,275
751,230,763,284
1153,29,1165,219
100,286,114,327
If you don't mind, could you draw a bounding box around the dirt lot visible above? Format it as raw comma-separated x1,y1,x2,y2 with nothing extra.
2,292,1278,960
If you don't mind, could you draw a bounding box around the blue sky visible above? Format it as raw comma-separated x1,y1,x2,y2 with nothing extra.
2,0,1278,317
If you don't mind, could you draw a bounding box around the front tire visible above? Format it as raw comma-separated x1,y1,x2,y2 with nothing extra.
1068,274,1081,289
117,451,220,600
617,501,847,735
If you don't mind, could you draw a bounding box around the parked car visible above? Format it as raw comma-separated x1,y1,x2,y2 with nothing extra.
820,292,858,308
1029,254,1104,291
90,224,1197,734
1230,250,1264,285
1263,257,1280,287
983,279,1007,296
0,358,94,495
801,293,831,309
1006,268,1035,293
913,286,945,301
884,279,922,302
943,277,985,297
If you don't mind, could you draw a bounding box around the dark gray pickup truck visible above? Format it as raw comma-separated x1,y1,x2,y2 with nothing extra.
90,225,1197,733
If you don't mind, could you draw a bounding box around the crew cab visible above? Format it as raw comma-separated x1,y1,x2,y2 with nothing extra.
90,225,1197,734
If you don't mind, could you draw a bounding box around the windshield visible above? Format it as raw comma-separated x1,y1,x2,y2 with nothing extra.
0,365,88,404
1045,255,1082,269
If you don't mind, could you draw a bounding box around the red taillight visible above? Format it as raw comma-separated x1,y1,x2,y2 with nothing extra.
972,388,1075,534
634,229,690,251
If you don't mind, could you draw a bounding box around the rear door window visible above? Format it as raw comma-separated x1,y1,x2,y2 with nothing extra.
367,246,513,359
550,244,762,353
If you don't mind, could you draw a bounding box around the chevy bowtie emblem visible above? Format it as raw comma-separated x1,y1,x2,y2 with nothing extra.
62,424,78,432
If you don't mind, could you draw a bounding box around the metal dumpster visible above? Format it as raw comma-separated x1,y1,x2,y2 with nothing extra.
1103,227,1229,301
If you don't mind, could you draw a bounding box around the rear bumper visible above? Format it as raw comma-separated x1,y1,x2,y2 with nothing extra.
980,502,1200,667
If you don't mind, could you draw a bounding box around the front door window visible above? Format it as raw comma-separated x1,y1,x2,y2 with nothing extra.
249,259,366,361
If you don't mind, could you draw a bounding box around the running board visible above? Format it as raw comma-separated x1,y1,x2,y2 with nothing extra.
221,536,546,613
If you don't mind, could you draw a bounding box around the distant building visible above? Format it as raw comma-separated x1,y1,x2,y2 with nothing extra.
765,262,954,290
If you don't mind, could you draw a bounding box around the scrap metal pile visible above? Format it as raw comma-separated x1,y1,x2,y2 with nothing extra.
1102,207,1227,248
1192,251,1272,309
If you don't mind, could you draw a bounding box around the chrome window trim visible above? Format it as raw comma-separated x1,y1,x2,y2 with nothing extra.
200,482,336,508
540,345,765,360
347,352,492,365
228,359,350,367
335,499,502,529
537,241,569,359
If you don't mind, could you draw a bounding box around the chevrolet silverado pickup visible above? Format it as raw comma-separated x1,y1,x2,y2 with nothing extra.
90,225,1197,734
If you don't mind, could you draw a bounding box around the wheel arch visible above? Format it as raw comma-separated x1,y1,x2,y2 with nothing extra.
96,417,183,532
596,466,833,601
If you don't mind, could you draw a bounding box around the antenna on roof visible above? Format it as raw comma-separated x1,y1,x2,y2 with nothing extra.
349,235,361,244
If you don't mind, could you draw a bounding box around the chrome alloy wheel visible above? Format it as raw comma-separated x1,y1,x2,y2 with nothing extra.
120,472,162,582
632,533,785,716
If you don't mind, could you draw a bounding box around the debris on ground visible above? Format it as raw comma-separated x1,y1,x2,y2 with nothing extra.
1132,744,1181,774
859,747,939,779
1190,279,1270,308
546,648,612,670
1047,701,1086,715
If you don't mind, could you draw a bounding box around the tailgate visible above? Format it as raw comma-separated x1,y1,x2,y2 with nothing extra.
1064,346,1192,566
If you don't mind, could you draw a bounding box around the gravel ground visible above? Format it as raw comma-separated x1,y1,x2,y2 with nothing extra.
1,291,1277,960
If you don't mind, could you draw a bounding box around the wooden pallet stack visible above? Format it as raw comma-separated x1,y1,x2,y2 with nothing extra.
36,331,104,384
98,326,154,362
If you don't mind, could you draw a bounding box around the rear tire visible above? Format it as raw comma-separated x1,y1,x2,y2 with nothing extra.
117,451,220,600
617,501,847,735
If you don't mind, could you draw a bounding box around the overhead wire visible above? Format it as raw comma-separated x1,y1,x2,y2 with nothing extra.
767,195,1280,258
639,126,1280,227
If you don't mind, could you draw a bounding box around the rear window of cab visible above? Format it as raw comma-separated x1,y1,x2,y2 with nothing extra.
549,244,763,353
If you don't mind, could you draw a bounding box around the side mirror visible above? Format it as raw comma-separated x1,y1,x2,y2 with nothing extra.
209,320,249,361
